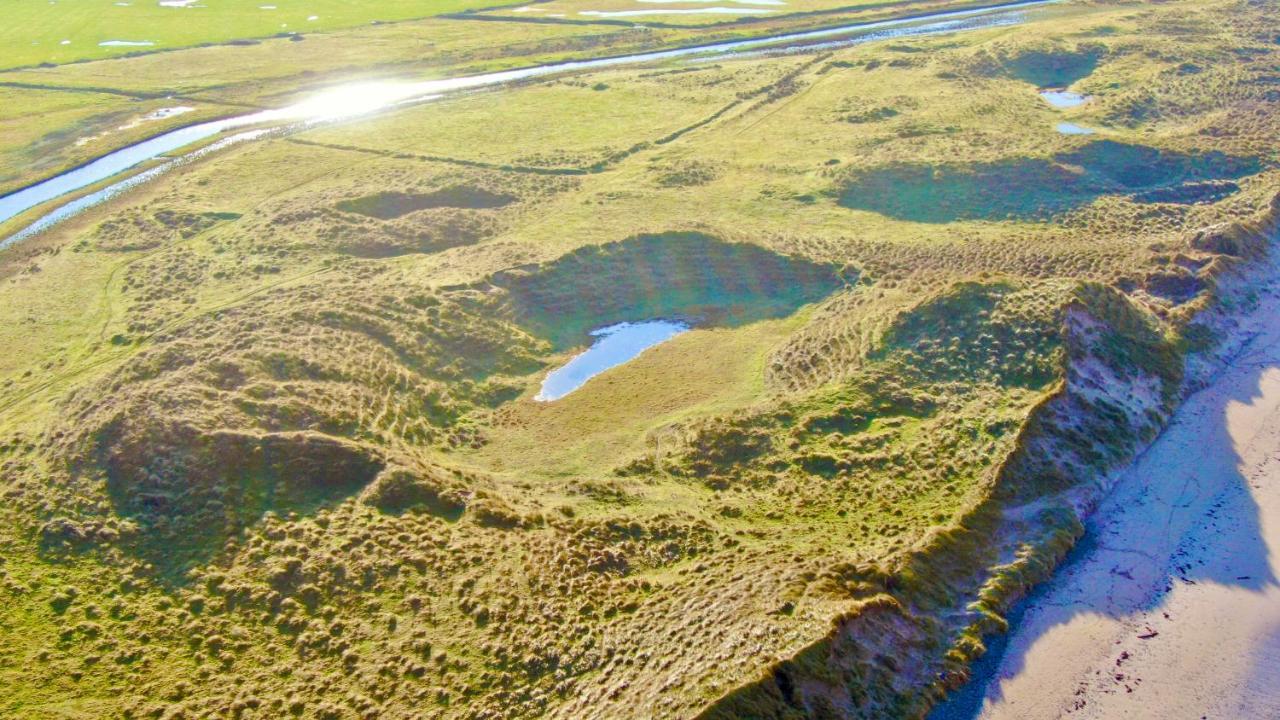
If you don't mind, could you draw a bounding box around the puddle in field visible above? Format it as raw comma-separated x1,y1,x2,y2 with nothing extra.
99,40,154,47
118,106,195,130
1056,122,1095,135
1040,89,1090,108
639,0,785,4
689,10,1024,63
580,7,774,16
75,106,197,146
536,320,690,401
144,107,195,120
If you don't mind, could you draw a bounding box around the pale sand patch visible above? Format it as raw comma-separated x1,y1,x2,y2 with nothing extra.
972,288,1280,719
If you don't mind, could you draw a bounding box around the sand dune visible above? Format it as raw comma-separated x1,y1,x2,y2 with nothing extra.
968,287,1280,719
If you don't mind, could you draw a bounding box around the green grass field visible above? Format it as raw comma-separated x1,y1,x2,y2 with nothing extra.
1,0,1279,717
0,15,656,195
0,0,521,70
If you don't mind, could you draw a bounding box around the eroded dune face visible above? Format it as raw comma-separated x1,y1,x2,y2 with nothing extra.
3,1,1280,718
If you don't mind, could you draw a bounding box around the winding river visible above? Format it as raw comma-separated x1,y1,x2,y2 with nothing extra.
0,0,1056,248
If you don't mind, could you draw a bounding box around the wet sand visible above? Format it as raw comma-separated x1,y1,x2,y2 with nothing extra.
962,287,1280,719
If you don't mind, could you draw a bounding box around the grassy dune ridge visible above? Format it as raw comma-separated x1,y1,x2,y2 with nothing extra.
2,0,1280,718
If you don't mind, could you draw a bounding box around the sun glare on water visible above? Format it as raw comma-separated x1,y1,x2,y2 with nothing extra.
281,82,437,122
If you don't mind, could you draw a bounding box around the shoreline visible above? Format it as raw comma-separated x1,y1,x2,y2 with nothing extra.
934,278,1280,719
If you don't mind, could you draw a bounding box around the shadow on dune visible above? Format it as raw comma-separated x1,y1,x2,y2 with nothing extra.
492,232,849,348
839,141,1263,223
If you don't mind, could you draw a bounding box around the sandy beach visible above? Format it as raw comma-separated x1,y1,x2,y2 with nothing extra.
946,285,1280,719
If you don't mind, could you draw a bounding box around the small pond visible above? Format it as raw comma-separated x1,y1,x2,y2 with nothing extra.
1040,89,1089,108
1055,122,1095,135
536,320,690,401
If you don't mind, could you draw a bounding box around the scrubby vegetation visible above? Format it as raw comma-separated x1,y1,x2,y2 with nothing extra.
2,0,1280,718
